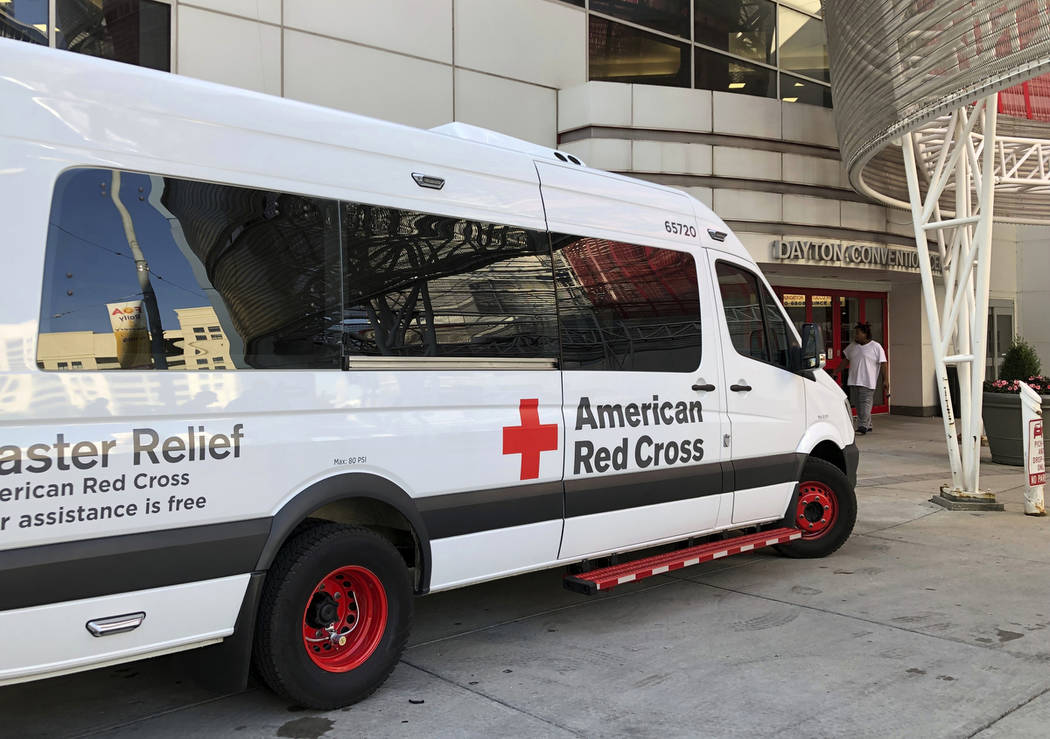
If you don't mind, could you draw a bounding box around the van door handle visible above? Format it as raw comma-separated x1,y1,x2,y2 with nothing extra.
86,612,145,637
730,383,752,392
691,383,716,392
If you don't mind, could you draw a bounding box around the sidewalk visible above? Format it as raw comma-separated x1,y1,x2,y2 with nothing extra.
4,416,1050,738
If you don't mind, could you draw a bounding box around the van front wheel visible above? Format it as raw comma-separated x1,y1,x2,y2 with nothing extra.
253,523,412,709
775,457,856,558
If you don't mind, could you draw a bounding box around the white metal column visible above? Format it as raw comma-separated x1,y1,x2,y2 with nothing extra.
901,94,1000,503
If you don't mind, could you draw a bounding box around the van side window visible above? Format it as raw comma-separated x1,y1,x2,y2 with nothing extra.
551,235,702,372
38,168,342,370
715,261,797,369
340,205,557,359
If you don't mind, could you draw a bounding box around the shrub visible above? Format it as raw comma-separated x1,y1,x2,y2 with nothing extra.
999,337,1042,381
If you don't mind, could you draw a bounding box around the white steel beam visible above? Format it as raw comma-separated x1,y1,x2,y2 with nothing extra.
902,94,1003,503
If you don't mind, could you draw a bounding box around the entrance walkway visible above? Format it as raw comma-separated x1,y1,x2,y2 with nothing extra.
3,417,1049,738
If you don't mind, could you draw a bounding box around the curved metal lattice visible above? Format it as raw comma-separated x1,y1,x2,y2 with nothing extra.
825,0,1050,223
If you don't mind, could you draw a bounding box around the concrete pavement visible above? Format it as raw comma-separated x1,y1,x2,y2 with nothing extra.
4,416,1050,738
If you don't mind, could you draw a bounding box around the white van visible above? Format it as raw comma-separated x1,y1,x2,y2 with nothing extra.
0,40,857,709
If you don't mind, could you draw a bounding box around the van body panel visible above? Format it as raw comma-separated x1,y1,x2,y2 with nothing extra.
536,173,728,560
536,162,700,250
0,574,248,684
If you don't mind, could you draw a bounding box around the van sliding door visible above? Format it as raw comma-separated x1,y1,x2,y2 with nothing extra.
335,182,565,591
536,163,728,559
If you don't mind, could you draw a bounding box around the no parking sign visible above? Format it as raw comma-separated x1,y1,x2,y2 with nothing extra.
1029,419,1045,487
1020,382,1046,516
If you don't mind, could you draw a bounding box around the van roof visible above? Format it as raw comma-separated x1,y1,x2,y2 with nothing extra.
0,39,749,261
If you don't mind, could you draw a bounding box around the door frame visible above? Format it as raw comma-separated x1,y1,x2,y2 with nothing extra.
987,299,1015,380
774,286,890,415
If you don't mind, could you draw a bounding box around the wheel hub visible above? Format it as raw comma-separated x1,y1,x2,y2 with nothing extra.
301,565,388,673
796,481,838,539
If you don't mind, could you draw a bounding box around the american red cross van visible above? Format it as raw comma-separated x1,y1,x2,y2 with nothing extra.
0,40,858,709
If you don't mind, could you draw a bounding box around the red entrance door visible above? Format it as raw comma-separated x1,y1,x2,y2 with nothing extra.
776,287,889,414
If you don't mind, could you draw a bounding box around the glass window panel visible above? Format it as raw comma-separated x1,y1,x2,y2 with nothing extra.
56,0,171,71
1,0,48,44
781,72,832,107
811,296,834,361
341,206,557,360
39,168,343,370
590,0,689,39
778,6,829,82
694,0,776,65
780,0,822,16
553,236,702,372
695,47,776,98
589,15,691,88
760,283,796,369
716,262,767,363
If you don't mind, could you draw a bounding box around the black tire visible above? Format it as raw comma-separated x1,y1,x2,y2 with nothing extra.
775,457,856,558
253,523,412,709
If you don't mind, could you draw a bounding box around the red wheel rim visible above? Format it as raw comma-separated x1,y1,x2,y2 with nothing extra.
796,481,838,540
302,566,387,672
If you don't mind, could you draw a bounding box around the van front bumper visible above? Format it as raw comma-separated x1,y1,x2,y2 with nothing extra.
844,442,860,489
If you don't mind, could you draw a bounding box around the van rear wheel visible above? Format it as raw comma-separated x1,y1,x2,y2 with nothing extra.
775,457,856,558
253,523,412,709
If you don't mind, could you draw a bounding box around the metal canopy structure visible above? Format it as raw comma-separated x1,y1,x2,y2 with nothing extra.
824,0,1050,504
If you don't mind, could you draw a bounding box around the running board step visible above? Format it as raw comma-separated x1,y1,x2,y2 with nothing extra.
563,527,802,595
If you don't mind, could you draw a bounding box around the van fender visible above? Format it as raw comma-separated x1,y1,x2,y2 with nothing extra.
256,472,432,594
796,423,859,489
796,423,849,461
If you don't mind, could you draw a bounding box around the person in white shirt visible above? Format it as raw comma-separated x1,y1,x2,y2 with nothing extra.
836,322,888,435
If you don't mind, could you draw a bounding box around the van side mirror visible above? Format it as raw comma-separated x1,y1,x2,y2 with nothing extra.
799,323,826,371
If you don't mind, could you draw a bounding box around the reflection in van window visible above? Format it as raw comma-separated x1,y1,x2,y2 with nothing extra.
552,236,702,372
38,168,342,370
340,204,558,359
716,262,768,362
716,261,798,368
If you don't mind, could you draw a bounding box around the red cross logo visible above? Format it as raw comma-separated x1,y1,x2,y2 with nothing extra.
503,398,559,480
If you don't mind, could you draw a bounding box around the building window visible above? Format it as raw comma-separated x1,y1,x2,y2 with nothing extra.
695,46,777,99
590,0,690,39
341,205,557,359
588,15,691,88
553,236,702,372
777,5,829,83
781,73,832,106
694,0,776,65
4,0,171,71
1,0,48,44
583,0,832,107
197,358,208,366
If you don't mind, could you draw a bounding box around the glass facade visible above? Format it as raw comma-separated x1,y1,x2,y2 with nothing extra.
0,0,48,44
579,0,832,107
3,0,170,71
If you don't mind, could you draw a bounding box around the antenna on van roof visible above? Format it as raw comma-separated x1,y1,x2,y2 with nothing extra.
430,122,585,167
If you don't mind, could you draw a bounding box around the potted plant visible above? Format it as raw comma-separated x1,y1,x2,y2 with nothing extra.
982,337,1049,465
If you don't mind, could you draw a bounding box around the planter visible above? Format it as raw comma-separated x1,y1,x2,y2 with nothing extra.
982,391,1050,466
